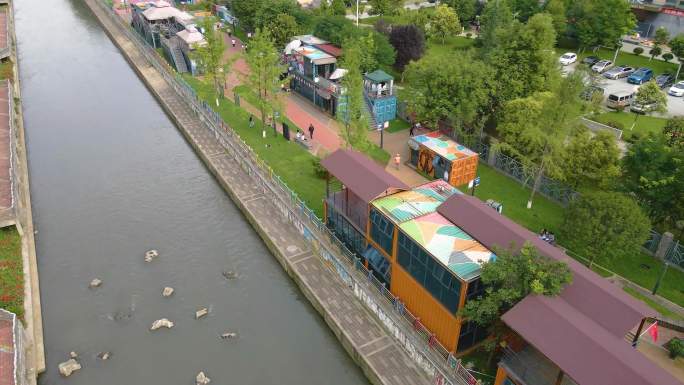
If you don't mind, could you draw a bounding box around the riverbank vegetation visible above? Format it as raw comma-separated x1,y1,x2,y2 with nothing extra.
0,226,23,320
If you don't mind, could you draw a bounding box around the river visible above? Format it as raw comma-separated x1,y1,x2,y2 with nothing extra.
14,0,368,384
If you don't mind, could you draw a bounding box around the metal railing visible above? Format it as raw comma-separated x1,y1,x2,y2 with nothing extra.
0,309,27,385
93,2,479,385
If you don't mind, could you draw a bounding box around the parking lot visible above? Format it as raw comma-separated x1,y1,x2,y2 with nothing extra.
565,61,684,118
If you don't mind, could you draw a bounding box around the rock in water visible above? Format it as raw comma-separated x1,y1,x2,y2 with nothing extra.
162,287,174,297
97,352,111,360
89,278,102,288
144,249,159,262
220,331,238,339
150,318,174,330
58,359,81,377
196,371,211,385
69,351,78,359
222,270,237,280
195,307,209,319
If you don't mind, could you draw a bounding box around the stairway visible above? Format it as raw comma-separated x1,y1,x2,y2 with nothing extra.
363,95,378,131
162,36,188,74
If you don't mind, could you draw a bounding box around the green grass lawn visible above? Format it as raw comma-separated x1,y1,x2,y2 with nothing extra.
578,48,679,77
458,164,565,236
623,286,683,321
0,227,23,320
386,118,410,133
592,111,667,142
460,348,498,385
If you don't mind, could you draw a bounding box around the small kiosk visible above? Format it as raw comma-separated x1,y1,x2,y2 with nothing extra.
408,131,479,187
363,70,397,126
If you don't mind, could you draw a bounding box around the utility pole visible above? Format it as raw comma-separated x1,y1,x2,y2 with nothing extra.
356,0,360,26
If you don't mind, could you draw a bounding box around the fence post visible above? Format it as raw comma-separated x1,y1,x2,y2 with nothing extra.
652,232,674,295
486,137,498,167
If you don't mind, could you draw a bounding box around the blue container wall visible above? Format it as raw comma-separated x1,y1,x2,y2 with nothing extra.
371,96,397,124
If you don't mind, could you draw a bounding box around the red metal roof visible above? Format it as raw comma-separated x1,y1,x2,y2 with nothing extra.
313,43,343,58
321,149,408,203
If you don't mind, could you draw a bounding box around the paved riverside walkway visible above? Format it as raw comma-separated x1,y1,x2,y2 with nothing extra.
84,2,432,384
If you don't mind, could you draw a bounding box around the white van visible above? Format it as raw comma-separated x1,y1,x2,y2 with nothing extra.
606,91,635,109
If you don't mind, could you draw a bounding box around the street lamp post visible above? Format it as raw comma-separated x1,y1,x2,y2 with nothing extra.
356,0,360,27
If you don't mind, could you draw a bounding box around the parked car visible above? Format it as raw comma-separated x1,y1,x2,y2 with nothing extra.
603,66,635,80
582,56,601,66
668,81,684,97
627,68,654,84
559,52,577,66
631,101,658,114
580,85,605,101
606,90,635,109
591,60,613,73
656,73,675,89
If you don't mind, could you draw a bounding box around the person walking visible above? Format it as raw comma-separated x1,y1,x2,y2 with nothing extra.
409,123,415,137
249,115,254,128
394,153,401,170
231,39,236,48
308,123,315,139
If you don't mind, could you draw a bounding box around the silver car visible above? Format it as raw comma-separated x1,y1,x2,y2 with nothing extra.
602,65,635,80
591,60,613,73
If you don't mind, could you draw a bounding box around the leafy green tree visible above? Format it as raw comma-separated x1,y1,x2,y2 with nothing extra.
633,46,644,56
544,0,566,37
427,4,461,44
622,134,684,225
460,243,572,362
574,0,636,51
267,13,301,48
313,16,395,68
368,0,402,16
330,0,347,16
632,81,667,129
194,17,227,106
561,192,651,267
338,41,370,150
509,0,540,21
562,130,620,189
664,116,684,148
406,8,434,34
495,73,584,208
486,13,559,107
444,0,478,24
479,0,514,55
245,29,286,136
371,30,397,68
404,51,495,140
655,26,671,47
663,52,674,62
650,46,662,61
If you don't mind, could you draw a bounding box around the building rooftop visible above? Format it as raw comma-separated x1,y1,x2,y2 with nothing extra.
293,45,336,65
365,69,393,83
412,132,478,161
371,180,495,281
141,1,192,22
313,43,343,58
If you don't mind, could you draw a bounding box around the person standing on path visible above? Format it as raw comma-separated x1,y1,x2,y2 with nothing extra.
308,123,314,139
231,39,236,48
394,153,401,170
249,115,254,128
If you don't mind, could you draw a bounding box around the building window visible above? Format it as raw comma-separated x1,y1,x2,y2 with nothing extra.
466,278,485,304
369,208,394,255
327,205,366,256
457,320,488,352
397,231,461,313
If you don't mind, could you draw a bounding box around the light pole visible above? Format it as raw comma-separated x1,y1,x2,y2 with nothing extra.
356,0,360,27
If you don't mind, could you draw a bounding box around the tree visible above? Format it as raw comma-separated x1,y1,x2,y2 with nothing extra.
622,134,684,226
338,41,370,150
368,0,402,16
460,243,572,362
664,116,684,148
633,46,644,56
495,73,584,208
544,0,566,37
267,13,301,48
404,52,495,140
244,29,286,136
663,52,674,62
574,0,636,51
427,5,461,44
313,16,395,68
562,130,620,189
632,80,667,129
330,0,347,16
389,24,426,71
478,0,514,55
655,26,671,47
486,13,559,107
371,30,397,68
509,0,540,21
195,17,227,106
650,46,662,61
561,192,651,267
444,0,478,24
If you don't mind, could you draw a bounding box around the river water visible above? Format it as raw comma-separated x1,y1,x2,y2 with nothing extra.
14,0,368,384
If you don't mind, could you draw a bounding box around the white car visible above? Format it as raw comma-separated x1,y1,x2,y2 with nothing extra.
559,52,577,66
668,81,684,97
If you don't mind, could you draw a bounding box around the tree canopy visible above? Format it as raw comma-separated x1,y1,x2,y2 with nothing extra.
560,192,651,267
427,4,461,44
313,16,395,68
572,0,636,49
267,13,301,48
544,0,566,37
562,130,620,189
389,24,426,71
368,0,403,16
664,116,684,148
338,41,370,150
443,0,478,24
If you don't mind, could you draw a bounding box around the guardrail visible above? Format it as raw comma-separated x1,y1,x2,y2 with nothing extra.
93,2,480,385
580,117,623,140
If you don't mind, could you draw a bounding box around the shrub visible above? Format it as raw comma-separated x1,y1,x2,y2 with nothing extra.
603,120,625,130
666,338,684,359
312,157,328,179
466,32,472,39
663,52,674,62
633,47,644,56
